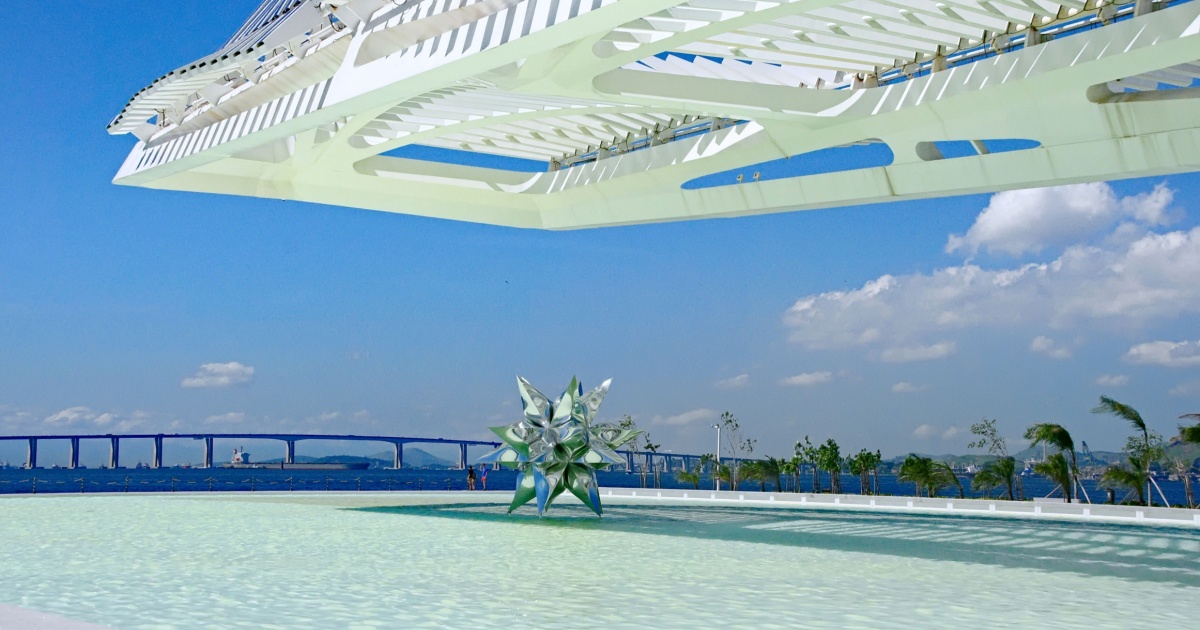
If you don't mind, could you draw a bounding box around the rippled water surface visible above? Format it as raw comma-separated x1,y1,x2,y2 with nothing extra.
1,493,1197,628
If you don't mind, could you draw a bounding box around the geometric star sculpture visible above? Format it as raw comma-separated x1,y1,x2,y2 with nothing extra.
478,376,639,517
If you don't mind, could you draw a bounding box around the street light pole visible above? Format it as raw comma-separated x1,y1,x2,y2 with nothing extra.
712,423,722,491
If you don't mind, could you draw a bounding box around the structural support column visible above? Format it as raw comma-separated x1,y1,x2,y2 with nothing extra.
26,438,37,469
285,440,296,465
203,437,214,469
626,451,634,473
109,437,120,469
69,438,80,469
152,435,164,469
458,443,468,470
393,442,403,469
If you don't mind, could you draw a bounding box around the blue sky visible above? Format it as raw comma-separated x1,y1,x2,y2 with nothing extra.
2,3,1200,466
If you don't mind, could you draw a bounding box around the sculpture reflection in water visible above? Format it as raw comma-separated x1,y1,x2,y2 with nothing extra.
479,376,639,517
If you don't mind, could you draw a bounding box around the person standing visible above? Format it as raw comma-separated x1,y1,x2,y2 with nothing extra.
466,465,477,490
480,465,488,491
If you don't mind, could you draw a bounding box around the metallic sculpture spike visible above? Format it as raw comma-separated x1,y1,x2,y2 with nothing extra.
479,376,638,517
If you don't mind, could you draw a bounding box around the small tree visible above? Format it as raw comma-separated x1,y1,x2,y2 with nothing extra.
968,418,1018,500
796,437,820,493
815,439,843,494
720,412,755,490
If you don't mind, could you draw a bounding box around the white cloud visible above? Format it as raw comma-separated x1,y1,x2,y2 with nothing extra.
651,408,718,427
715,374,750,389
1170,381,1200,396
181,362,255,388
1030,336,1072,359
880,342,956,363
942,427,962,441
780,371,834,386
42,407,147,433
946,183,1175,256
1096,374,1129,387
204,412,247,425
891,382,927,394
913,424,938,439
1124,340,1200,368
784,226,1200,351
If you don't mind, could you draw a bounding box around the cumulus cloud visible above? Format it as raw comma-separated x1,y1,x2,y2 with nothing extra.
715,374,750,389
914,424,962,440
880,342,956,363
1124,340,1200,368
204,412,247,425
181,362,255,388
946,183,1175,256
41,407,147,433
1096,374,1129,387
784,226,1200,351
1030,336,1072,359
780,372,834,386
650,408,718,427
891,382,927,394
1170,381,1200,396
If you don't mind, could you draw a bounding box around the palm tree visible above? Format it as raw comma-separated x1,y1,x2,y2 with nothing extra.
898,454,934,497
934,461,965,499
1101,455,1149,505
1093,396,1161,506
1023,423,1076,502
1033,452,1073,501
780,458,798,492
761,456,785,492
847,451,867,494
816,438,843,494
675,465,702,489
739,460,765,491
796,437,820,493
1094,396,1150,448
971,456,1017,500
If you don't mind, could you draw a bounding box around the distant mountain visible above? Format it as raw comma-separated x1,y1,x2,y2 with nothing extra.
258,447,456,469
368,448,457,469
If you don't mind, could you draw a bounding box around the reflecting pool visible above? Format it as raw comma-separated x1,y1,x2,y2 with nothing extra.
1,493,1196,628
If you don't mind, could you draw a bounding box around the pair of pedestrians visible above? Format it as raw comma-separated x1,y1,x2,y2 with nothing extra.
466,465,488,490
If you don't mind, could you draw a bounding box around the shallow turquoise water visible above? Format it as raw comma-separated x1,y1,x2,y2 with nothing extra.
0,494,1197,628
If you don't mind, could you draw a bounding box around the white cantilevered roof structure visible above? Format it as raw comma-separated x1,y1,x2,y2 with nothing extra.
110,0,1200,229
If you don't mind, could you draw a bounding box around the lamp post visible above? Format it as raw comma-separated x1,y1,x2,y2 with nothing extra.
712,423,722,491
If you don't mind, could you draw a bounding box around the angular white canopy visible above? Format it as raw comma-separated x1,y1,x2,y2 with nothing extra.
110,0,1200,229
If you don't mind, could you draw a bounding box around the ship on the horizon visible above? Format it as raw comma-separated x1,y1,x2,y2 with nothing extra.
223,448,368,471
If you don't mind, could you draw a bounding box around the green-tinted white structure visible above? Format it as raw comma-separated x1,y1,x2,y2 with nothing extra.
109,1,1200,229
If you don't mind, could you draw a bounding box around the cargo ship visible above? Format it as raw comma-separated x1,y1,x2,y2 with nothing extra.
222,448,369,471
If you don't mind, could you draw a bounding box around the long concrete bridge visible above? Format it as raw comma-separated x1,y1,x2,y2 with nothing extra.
0,433,711,473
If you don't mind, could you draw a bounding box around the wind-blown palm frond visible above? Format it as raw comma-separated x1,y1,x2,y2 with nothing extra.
933,461,964,499
898,454,933,497
1093,396,1148,437
1023,423,1075,454
972,456,1017,500
1101,456,1148,505
1032,452,1073,502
